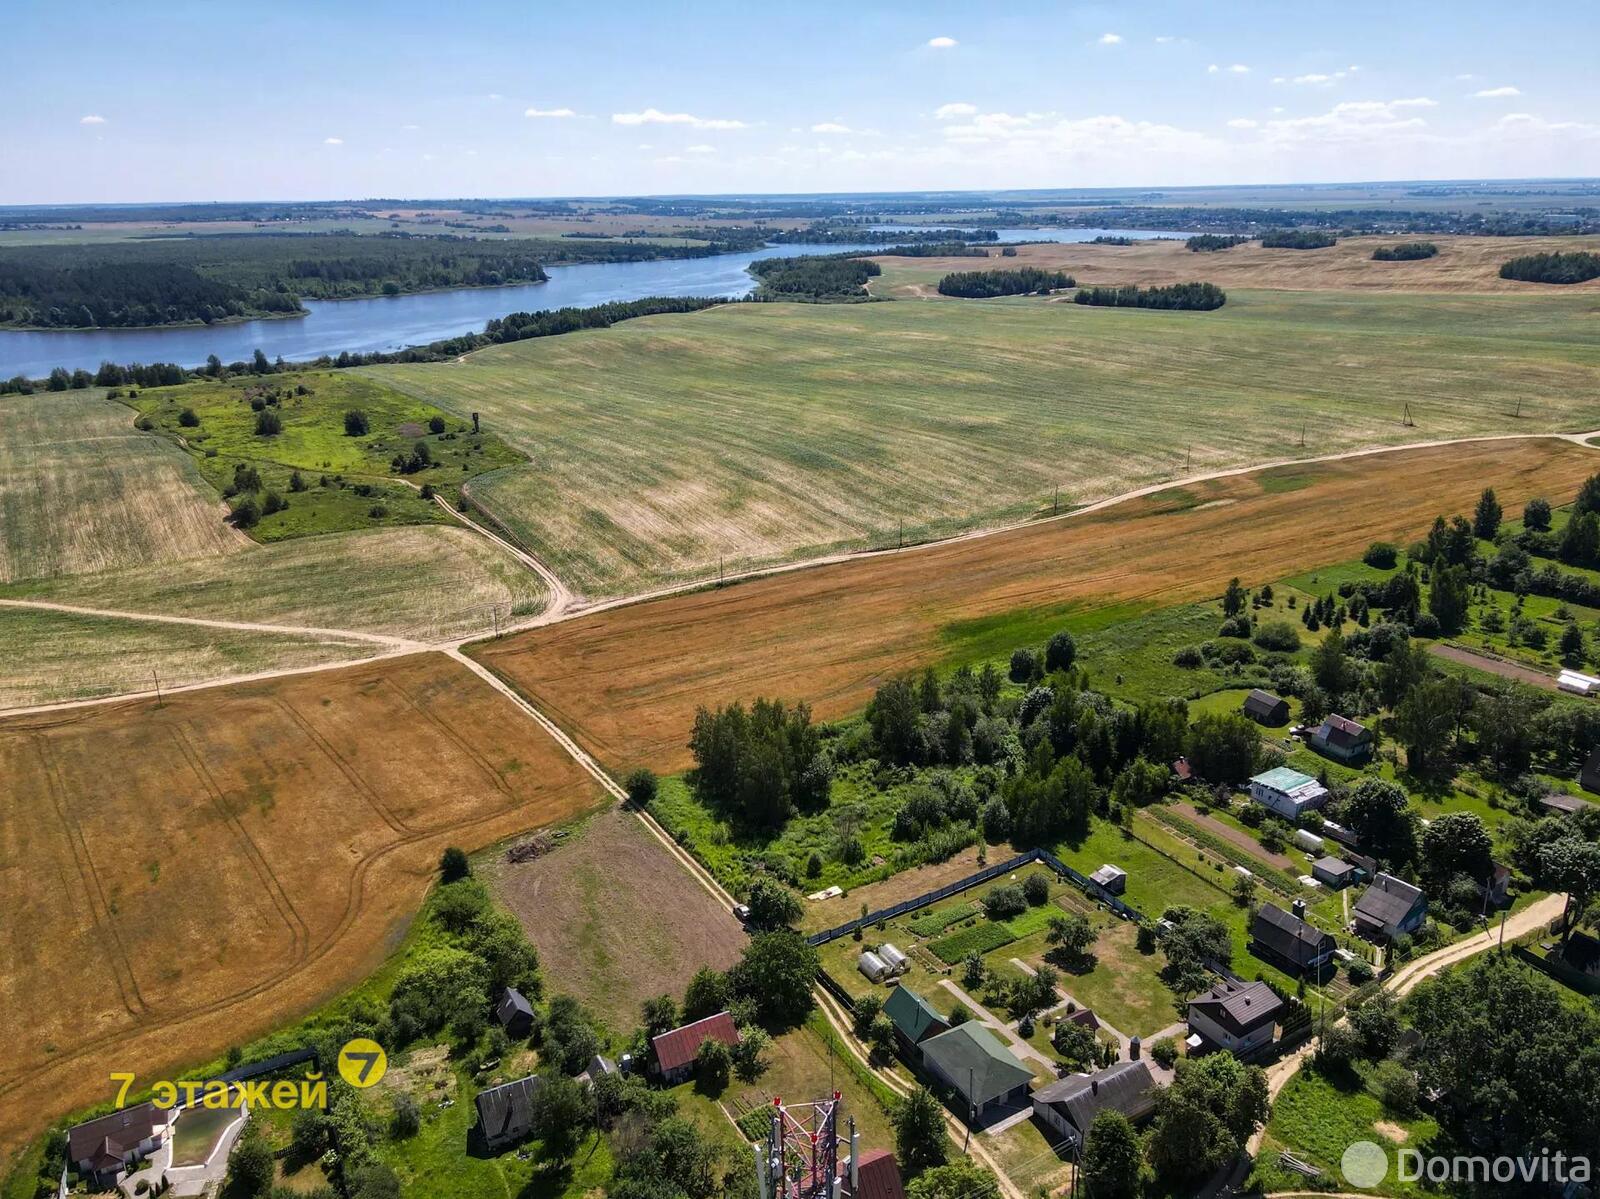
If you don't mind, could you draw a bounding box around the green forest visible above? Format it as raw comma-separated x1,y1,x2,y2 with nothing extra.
1073,282,1226,311
1499,250,1600,284
1372,242,1439,261
936,268,1074,297
1260,229,1338,250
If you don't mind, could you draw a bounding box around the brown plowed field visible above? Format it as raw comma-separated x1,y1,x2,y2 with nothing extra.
474,439,1598,775
0,653,602,1164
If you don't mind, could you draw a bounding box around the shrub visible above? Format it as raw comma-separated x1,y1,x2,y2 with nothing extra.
389,1092,421,1139
344,409,370,435
368,504,389,518
177,407,199,427
261,490,286,516
1022,873,1050,906
1218,615,1252,639
1524,497,1552,531
622,767,658,805
1413,612,1441,637
1045,630,1077,672
1150,1037,1179,1069
229,497,261,528
1253,621,1301,653
254,409,282,436
438,846,470,881
1373,1060,1419,1115
428,415,447,434
1173,645,1204,668
1009,647,1037,683
1363,541,1399,569
982,884,1028,921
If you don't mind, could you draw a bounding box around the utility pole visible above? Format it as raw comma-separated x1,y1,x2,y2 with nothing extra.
1300,421,1306,447
719,554,724,585
1498,908,1508,951
898,519,903,550
152,667,163,708
1053,485,1059,515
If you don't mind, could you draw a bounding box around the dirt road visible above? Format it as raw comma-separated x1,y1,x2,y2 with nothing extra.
1427,642,1557,691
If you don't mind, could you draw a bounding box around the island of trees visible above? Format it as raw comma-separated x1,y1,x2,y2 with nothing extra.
1259,229,1338,250
1499,250,1600,284
1074,282,1226,311
1373,242,1439,261
1186,234,1251,252
936,268,1074,297
749,254,882,300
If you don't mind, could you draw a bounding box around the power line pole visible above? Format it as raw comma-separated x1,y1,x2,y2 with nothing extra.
152,667,163,708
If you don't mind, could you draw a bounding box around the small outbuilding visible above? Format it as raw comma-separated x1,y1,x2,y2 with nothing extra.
1089,864,1127,896
1242,689,1290,726
878,943,910,975
1293,828,1325,853
1544,790,1597,816
495,986,535,1039
1311,855,1357,889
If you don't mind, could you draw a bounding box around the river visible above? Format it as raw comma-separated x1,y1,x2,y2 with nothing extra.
0,227,1177,378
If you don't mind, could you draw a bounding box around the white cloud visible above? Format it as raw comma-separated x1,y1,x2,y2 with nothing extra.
525,107,578,118
611,108,747,129
810,122,853,134
79,114,106,125
1290,67,1358,85
1228,118,1259,129
1492,112,1600,138
1474,85,1521,98
1258,98,1439,147
323,137,343,145
1098,32,1123,45
934,102,978,120
927,36,957,49
1208,63,1250,74
686,144,715,154
1455,73,1476,81
1154,35,1177,44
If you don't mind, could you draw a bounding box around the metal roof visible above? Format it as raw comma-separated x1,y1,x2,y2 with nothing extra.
1033,1060,1157,1131
651,1011,740,1074
1354,873,1425,929
883,985,946,1044
920,1022,1033,1107
1252,902,1336,963
1188,978,1283,1037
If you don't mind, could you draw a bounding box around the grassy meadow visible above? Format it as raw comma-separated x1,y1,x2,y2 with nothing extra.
375,289,1600,599
132,369,525,542
0,390,242,583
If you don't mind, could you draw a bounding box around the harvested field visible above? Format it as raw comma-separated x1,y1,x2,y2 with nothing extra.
872,233,1600,296
0,392,242,583
0,523,546,643
376,289,1600,599
472,439,1600,774
487,807,745,1034
0,652,602,1163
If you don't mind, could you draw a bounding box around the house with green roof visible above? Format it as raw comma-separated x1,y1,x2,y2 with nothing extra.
1247,766,1330,820
883,986,949,1062
919,1021,1033,1118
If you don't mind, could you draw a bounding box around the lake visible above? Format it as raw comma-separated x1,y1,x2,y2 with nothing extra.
0,228,1176,378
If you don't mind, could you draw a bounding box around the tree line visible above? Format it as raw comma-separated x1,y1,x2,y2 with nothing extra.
1372,242,1438,261
936,268,1074,297
1073,282,1226,310
748,254,882,300
1186,234,1251,252
1499,250,1600,284
1259,229,1337,249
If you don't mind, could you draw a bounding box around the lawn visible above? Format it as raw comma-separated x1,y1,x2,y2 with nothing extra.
1251,1062,1440,1198
375,288,1600,599
132,369,525,542
0,390,241,584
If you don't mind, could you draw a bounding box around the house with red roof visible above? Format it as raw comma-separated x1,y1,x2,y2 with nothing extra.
839,1148,907,1199
650,1010,741,1085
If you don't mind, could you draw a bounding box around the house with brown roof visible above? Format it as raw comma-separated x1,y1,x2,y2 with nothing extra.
1310,714,1373,764
1186,979,1282,1056
650,1011,741,1085
1251,902,1337,975
68,1103,171,1187
1242,689,1290,726
475,1074,543,1152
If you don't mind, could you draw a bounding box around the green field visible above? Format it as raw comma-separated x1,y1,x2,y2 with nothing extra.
1,524,545,641
0,391,242,583
132,370,525,542
373,289,1600,598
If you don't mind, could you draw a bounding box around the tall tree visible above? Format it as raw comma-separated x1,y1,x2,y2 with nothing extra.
1079,1111,1145,1199
1428,564,1471,635
1473,488,1502,540
894,1087,950,1174
1340,779,1419,870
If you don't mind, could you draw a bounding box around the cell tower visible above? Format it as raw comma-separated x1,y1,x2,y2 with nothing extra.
754,1095,854,1199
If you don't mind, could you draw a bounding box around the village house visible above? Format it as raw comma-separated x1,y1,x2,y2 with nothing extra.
1186,979,1283,1056
68,1103,172,1188
495,986,535,1039
882,985,950,1063
1031,1060,1158,1149
1310,714,1374,764
475,1074,543,1152
1247,767,1330,820
1353,873,1427,940
1251,902,1337,975
918,1022,1033,1119
1242,689,1290,726
650,1011,741,1085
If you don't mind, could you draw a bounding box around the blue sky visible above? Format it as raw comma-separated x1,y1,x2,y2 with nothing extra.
7,0,1599,203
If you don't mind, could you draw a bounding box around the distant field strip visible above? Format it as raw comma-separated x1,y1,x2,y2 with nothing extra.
1,525,547,642
376,290,1600,599
0,392,242,583
472,439,1600,775
0,652,603,1162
